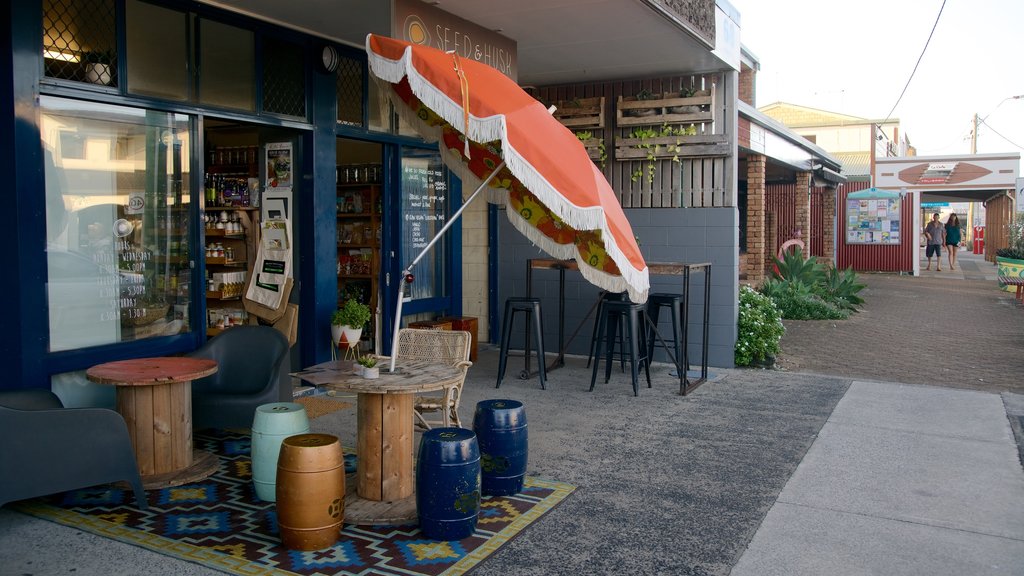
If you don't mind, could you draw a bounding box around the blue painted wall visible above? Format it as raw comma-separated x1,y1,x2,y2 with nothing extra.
496,207,739,369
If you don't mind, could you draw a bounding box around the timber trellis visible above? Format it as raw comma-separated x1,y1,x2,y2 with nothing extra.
536,73,731,209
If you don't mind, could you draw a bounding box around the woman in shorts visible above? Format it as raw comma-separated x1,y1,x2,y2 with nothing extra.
945,213,962,270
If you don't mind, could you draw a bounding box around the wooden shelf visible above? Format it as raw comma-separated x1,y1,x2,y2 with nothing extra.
204,229,246,238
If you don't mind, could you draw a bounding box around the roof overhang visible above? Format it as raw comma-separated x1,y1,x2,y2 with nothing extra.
875,153,1020,202
199,0,737,85
738,100,845,181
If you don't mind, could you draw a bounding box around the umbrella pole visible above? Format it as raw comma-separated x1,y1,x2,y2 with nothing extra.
389,160,506,372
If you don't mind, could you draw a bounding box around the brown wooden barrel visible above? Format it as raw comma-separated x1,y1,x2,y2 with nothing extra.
275,433,345,550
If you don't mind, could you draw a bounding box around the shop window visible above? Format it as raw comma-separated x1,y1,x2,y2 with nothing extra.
125,0,188,101
41,96,193,352
262,37,306,118
199,19,255,112
336,54,365,127
42,0,117,86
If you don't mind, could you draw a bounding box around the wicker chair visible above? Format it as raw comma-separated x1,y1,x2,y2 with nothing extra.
393,328,472,430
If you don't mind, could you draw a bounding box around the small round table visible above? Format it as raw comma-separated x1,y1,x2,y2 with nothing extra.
86,357,219,489
294,359,463,525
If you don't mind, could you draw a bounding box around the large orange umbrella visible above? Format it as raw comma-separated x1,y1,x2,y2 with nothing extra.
366,34,649,367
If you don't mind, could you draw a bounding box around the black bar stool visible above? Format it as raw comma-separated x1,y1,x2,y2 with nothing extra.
586,292,626,369
646,292,685,373
589,300,650,396
496,297,547,390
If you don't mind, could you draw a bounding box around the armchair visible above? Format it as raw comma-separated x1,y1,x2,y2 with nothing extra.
0,389,147,509
393,329,473,430
188,325,292,430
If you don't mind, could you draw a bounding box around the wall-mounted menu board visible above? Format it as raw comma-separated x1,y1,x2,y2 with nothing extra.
845,197,901,245
400,153,449,301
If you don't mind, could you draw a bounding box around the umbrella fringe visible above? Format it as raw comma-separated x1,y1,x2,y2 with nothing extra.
503,207,650,304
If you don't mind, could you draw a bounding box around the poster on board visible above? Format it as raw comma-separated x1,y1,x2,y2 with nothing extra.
265,142,292,190
845,196,901,245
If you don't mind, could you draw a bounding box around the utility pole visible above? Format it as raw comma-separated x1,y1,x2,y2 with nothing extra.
970,113,978,154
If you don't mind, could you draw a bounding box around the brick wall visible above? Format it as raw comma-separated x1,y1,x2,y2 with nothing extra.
822,187,836,265
739,63,755,106
745,154,766,283
460,198,490,341
795,172,811,248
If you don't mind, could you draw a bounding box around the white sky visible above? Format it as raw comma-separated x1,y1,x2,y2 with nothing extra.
728,0,1024,156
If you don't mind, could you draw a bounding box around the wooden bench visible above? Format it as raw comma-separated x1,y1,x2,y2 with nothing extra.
999,276,1024,303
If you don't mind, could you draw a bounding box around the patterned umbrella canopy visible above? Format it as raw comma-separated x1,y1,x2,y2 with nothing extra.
366,34,649,304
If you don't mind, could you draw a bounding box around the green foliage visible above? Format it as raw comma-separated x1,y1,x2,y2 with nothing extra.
998,219,1024,259
735,285,785,367
819,266,866,311
629,123,697,184
771,247,824,285
356,354,378,368
762,248,865,320
332,299,371,327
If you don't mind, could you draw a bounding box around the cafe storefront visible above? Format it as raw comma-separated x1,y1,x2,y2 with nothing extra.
3,0,513,395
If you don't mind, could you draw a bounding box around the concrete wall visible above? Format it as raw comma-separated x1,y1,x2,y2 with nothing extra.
496,207,739,369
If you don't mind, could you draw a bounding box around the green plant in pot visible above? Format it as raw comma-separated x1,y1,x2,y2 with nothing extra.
996,219,1024,292
331,299,371,349
356,354,379,379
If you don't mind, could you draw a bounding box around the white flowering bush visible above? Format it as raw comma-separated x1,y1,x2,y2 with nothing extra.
735,285,785,367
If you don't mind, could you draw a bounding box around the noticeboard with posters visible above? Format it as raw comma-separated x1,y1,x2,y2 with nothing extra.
845,196,901,245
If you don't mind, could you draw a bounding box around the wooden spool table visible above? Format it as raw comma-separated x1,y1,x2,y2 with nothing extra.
86,357,219,489
293,359,463,525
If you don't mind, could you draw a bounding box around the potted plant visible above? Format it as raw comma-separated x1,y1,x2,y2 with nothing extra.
357,354,379,379
996,220,1024,293
331,299,371,348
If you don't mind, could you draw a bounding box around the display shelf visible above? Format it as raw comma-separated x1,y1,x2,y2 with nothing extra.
337,177,381,349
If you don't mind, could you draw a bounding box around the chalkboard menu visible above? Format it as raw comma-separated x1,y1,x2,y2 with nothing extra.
400,158,448,301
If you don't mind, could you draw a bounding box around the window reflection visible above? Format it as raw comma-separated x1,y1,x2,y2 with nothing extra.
41,96,193,351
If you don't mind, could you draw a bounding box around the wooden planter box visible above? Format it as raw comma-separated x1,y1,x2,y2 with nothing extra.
614,134,729,160
579,137,604,161
552,97,605,129
616,92,713,127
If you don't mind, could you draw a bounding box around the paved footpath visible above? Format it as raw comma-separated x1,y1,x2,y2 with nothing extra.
732,381,1024,576
776,250,1022,394
737,250,1024,575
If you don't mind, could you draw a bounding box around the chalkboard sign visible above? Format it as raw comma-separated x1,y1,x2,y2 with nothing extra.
400,157,448,301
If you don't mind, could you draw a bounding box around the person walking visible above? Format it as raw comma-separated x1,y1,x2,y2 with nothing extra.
924,212,945,271
945,213,962,270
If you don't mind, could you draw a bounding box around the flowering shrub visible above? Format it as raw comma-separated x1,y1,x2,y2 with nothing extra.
735,285,785,367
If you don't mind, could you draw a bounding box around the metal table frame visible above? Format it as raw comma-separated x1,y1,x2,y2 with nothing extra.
524,259,712,395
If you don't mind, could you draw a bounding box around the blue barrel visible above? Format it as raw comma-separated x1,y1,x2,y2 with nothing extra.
416,427,480,541
473,399,527,496
251,402,310,502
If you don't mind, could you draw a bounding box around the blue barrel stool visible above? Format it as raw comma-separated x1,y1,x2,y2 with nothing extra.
251,402,310,502
473,399,528,496
416,427,480,541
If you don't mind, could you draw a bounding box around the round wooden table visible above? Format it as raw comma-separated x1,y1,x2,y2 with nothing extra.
86,357,219,489
294,359,463,525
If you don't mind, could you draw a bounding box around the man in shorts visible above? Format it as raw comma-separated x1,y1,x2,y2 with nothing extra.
924,212,946,271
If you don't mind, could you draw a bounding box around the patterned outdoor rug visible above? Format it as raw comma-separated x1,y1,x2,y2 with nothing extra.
13,430,575,576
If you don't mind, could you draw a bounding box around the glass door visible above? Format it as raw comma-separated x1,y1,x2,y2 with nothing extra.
381,146,458,350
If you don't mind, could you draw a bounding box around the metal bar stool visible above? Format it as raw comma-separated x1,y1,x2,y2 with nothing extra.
646,292,685,374
589,300,650,396
496,297,547,389
586,292,627,369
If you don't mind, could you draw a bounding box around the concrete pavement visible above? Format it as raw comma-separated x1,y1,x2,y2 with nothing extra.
1,253,1023,575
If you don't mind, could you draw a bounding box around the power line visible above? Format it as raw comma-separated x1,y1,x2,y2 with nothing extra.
878,0,947,126
977,117,1024,151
